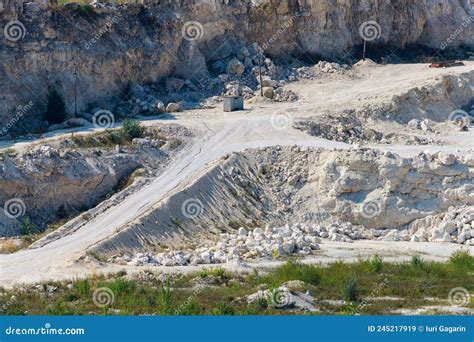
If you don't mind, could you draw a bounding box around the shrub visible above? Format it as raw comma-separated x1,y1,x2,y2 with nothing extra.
369,255,383,273
107,278,136,296
120,119,143,140
0,240,20,254
177,300,202,315
411,255,425,269
47,300,74,315
449,250,474,271
56,205,68,220
265,259,321,286
20,218,36,236
44,89,67,124
76,4,94,15
75,279,90,297
343,276,359,302
159,281,174,315
212,301,235,315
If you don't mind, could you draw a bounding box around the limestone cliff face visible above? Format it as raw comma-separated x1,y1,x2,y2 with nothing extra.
0,145,141,235
0,0,472,126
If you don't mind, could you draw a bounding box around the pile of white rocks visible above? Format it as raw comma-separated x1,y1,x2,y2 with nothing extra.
110,207,474,267
297,61,350,79
324,222,365,242
409,206,474,245
218,224,322,260
407,118,436,132
112,223,322,267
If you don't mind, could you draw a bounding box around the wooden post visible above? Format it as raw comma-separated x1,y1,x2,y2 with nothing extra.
259,54,264,97
362,39,367,61
73,66,78,117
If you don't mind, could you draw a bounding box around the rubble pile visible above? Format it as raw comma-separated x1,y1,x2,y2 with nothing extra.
294,113,440,145
112,223,323,266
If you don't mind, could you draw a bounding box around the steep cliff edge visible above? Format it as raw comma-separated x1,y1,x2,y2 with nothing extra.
0,0,473,128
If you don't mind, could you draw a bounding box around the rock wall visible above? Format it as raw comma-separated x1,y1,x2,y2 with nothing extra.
0,144,141,235
0,0,473,126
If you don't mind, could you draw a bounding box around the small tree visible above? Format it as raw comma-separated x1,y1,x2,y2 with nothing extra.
344,276,359,302
121,119,143,140
44,88,67,124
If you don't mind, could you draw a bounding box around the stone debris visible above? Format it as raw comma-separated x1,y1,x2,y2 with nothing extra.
111,203,474,267
107,42,301,120
112,223,323,267
295,113,440,145
409,206,474,245
296,61,352,79
408,118,436,132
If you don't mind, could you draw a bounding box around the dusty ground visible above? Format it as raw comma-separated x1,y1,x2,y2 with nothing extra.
0,62,473,288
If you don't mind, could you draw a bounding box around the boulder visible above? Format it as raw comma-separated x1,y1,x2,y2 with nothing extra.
165,78,185,93
154,101,166,114
408,119,421,129
437,152,456,165
237,47,250,61
463,154,474,167
420,119,434,132
226,58,245,76
262,87,274,99
238,227,248,236
259,76,278,88
166,103,182,113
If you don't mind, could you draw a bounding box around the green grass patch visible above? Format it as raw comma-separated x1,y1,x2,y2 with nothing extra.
1,251,472,315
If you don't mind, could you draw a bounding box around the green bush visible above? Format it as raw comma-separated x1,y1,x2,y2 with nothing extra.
449,250,474,271
77,4,94,15
411,255,425,269
369,255,383,273
158,281,174,315
107,278,136,296
75,279,90,297
20,218,36,236
212,301,235,315
121,119,143,140
47,300,74,315
263,259,321,286
343,276,359,302
44,89,67,124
